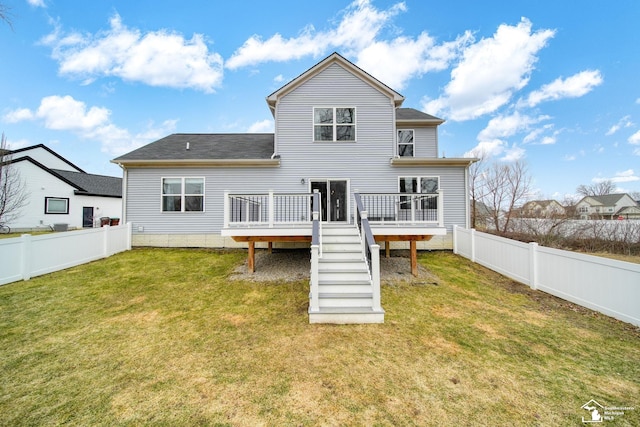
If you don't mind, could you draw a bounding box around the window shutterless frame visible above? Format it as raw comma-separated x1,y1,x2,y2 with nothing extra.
313,107,356,142
398,176,440,210
161,177,205,212
44,197,69,214
397,129,415,157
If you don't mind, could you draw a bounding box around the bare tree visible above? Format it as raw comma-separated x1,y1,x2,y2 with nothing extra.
0,133,28,226
480,160,533,235
468,152,487,229
576,180,618,197
1,2,13,29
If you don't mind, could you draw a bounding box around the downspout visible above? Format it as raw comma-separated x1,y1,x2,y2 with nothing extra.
464,166,470,229
120,166,127,224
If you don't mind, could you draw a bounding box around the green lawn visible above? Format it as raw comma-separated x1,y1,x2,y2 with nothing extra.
0,248,638,426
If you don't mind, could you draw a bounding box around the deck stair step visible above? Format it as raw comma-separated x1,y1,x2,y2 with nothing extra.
309,224,384,324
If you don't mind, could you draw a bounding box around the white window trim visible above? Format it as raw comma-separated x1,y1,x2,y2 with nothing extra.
397,129,415,157
313,107,357,142
161,177,205,213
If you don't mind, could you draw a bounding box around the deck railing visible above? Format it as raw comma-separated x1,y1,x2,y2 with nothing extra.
357,191,444,227
354,193,382,312
224,191,314,228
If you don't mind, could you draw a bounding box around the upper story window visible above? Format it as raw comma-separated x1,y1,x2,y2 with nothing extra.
162,177,204,212
45,197,69,214
314,107,356,142
397,129,414,157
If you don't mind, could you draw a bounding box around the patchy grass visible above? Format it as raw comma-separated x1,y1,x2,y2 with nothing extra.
0,248,638,426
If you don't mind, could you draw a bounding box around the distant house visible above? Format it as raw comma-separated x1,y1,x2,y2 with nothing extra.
520,200,566,218
2,144,122,231
575,194,638,220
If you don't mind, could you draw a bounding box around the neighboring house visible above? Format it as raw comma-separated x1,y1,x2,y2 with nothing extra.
2,144,122,231
113,53,476,323
575,193,638,220
520,200,566,218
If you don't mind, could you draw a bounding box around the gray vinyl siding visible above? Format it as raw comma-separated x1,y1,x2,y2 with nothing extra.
125,62,469,235
397,126,438,157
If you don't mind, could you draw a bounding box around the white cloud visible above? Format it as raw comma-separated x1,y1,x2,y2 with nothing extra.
273,74,285,83
4,138,30,150
467,112,551,157
500,144,526,162
5,95,177,156
226,0,465,90
355,31,471,90
27,0,46,7
593,169,639,184
226,0,406,70
629,130,640,145
523,70,603,107
423,18,555,121
3,108,34,123
247,119,274,133
605,115,633,136
41,14,224,93
36,95,110,131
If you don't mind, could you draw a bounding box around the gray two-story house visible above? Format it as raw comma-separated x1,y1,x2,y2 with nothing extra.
113,53,475,323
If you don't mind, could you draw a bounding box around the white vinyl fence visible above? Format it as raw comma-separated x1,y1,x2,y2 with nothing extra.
453,226,640,327
0,223,132,286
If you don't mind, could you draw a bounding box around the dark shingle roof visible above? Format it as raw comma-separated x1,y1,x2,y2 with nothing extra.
396,108,443,123
51,169,122,198
589,194,627,206
113,133,275,162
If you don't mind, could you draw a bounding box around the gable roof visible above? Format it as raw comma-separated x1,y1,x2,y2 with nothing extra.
51,169,122,197
581,193,631,206
112,133,278,167
266,52,405,114
5,156,121,198
8,143,86,173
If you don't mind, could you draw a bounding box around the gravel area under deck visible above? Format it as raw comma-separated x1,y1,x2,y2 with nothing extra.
229,248,440,285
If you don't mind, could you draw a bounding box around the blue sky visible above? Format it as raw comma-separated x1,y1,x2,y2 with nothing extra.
2,0,639,199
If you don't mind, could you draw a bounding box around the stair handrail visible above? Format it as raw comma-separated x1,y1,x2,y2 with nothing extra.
354,192,382,312
309,190,321,313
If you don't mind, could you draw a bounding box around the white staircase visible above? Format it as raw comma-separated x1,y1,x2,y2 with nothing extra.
309,224,384,324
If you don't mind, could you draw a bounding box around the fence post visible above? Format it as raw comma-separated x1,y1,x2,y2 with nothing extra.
126,222,132,250
21,234,32,281
103,224,110,257
453,225,458,255
529,242,538,290
470,228,476,263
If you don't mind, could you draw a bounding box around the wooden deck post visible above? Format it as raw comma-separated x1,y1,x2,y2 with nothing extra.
385,240,390,258
248,242,255,273
410,240,417,276
268,241,273,254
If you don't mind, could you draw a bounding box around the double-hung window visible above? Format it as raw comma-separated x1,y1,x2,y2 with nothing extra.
162,177,204,212
314,107,356,141
399,176,439,209
397,129,414,157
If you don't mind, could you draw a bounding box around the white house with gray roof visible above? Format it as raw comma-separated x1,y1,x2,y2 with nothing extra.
113,53,476,323
575,193,639,220
2,144,122,231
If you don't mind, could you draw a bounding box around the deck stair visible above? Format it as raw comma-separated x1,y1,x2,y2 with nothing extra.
309,224,384,323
